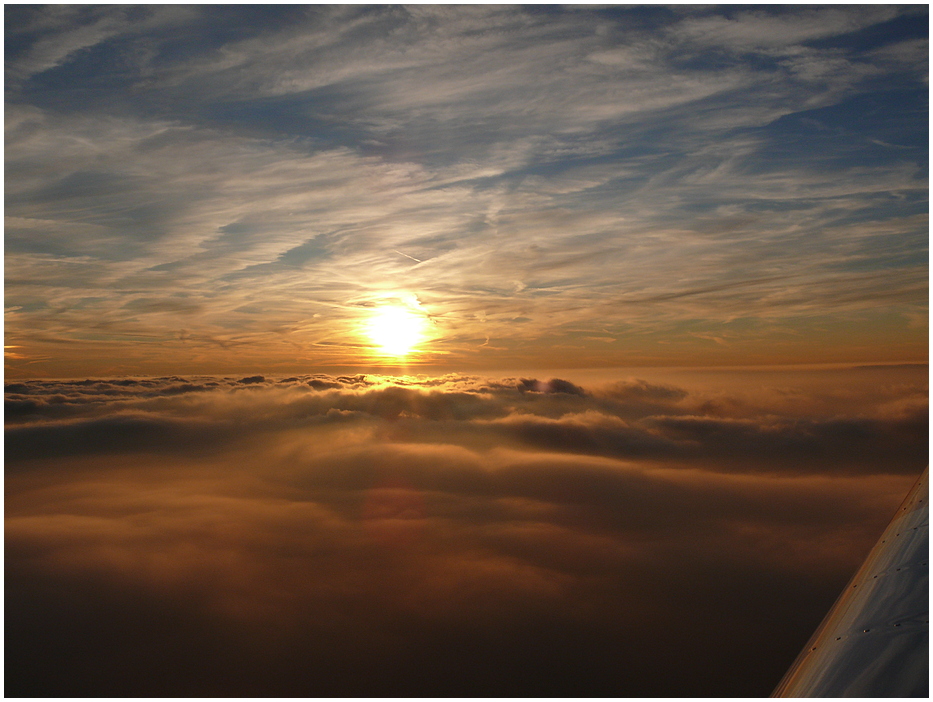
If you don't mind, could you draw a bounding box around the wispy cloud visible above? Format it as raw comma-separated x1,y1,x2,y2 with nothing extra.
5,6,927,375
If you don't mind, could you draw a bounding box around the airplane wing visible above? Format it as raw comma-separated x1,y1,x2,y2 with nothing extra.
772,467,928,697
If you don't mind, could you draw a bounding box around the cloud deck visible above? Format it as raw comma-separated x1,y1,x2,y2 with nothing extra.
6,368,926,696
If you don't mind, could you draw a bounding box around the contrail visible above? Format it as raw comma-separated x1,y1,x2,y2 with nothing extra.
393,250,422,263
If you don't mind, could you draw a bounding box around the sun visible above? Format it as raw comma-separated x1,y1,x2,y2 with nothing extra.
366,306,427,356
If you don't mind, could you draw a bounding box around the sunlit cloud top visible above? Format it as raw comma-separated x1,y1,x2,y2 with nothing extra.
5,5,927,377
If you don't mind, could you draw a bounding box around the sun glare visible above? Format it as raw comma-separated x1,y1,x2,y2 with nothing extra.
366,306,426,356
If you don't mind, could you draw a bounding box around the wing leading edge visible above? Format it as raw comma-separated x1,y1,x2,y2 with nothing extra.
772,467,928,697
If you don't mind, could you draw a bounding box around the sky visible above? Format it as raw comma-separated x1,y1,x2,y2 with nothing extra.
4,4,928,377
3,5,930,699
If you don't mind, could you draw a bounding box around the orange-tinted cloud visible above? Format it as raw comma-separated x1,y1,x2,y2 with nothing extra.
5,368,926,696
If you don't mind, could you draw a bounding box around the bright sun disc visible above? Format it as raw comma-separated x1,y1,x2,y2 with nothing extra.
366,307,425,356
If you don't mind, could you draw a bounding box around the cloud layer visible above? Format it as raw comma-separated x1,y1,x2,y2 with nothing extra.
5,6,928,376
6,367,926,696
6,8,926,695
